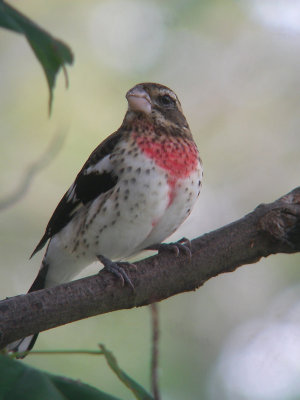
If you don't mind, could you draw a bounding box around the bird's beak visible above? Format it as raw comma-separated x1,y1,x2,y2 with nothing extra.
126,87,151,114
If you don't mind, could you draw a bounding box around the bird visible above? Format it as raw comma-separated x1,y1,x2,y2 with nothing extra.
7,82,203,356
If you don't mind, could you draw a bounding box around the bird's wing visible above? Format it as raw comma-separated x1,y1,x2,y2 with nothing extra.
31,131,122,258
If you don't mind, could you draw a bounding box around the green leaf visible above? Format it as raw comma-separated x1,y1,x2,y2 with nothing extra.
99,345,153,400
0,0,74,113
0,355,121,400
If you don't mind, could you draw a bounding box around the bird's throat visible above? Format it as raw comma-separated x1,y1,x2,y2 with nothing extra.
134,133,199,180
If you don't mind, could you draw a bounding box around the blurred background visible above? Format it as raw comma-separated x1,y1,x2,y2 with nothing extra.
1,0,300,398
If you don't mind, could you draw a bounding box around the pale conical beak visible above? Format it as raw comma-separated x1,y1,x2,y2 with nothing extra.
126,87,151,114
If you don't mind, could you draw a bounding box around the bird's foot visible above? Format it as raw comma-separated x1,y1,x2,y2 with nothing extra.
147,237,192,259
97,255,135,290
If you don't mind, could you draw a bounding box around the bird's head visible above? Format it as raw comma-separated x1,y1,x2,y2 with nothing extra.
125,83,190,135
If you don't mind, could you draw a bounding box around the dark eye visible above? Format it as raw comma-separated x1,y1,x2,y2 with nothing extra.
159,94,175,107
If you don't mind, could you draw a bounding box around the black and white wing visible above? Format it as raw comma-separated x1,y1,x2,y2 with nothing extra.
30,131,122,258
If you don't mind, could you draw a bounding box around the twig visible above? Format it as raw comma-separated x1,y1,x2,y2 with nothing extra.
5,349,104,358
0,131,66,211
29,349,103,356
150,303,160,400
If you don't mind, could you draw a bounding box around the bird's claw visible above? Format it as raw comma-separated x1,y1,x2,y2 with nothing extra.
119,261,138,271
97,255,135,290
147,237,192,259
176,237,192,258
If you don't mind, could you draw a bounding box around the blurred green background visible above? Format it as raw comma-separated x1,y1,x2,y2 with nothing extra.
1,0,300,399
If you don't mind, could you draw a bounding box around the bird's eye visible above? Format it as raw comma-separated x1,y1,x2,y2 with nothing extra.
159,94,175,107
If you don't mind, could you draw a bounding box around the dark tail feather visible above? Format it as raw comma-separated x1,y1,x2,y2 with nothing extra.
30,233,48,259
28,262,49,292
6,333,39,359
6,262,49,358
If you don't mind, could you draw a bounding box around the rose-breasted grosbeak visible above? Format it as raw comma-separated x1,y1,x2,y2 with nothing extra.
7,83,203,355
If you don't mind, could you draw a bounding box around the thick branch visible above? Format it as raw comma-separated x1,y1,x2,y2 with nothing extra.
1,187,300,348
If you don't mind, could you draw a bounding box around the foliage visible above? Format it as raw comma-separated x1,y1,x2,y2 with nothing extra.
0,345,153,400
0,0,73,113
99,345,153,400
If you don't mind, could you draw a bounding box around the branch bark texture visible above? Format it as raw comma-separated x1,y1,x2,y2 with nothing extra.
1,187,300,348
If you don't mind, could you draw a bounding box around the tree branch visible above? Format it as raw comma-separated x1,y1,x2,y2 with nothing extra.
1,187,300,348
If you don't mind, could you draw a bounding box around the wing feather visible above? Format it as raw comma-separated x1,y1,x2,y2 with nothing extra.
31,131,122,258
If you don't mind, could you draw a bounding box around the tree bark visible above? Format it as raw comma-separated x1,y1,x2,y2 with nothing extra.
1,187,299,348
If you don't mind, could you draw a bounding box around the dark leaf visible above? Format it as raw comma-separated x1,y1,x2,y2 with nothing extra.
0,355,121,400
0,0,73,113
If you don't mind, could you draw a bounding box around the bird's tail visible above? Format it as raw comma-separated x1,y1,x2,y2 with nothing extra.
6,262,49,358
